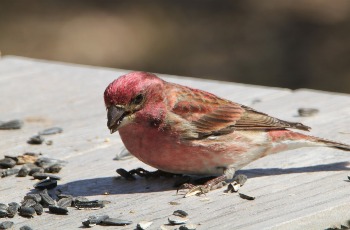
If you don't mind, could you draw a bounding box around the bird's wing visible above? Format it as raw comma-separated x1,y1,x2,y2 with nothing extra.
167,83,310,138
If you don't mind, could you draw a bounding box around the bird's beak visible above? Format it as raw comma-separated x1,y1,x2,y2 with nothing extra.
107,105,126,134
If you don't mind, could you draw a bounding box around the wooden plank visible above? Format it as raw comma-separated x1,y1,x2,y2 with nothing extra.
0,56,349,230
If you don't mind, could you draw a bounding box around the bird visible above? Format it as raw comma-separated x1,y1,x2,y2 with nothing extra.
104,71,350,195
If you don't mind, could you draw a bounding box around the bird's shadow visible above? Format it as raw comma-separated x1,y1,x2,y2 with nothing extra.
48,161,349,197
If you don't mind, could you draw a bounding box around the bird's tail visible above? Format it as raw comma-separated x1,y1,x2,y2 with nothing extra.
268,130,350,152
315,137,350,151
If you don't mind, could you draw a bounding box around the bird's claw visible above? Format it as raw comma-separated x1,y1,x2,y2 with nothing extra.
177,183,210,197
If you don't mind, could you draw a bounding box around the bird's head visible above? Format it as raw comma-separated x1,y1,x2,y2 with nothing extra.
104,71,165,134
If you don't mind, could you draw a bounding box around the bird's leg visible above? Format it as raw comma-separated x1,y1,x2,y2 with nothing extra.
178,167,236,197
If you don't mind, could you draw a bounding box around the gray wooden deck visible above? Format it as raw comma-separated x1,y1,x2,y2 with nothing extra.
1,56,350,230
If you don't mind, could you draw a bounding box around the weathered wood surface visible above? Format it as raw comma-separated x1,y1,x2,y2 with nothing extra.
0,56,350,230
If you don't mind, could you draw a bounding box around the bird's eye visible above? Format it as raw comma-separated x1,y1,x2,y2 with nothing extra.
133,94,144,105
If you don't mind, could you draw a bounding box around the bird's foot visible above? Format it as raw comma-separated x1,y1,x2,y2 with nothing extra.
177,175,227,197
116,167,181,180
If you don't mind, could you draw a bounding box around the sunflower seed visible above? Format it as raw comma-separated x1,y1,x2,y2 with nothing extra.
22,199,37,208
0,204,8,218
72,196,89,206
75,200,105,210
298,108,319,117
239,193,255,200
24,194,41,203
82,214,109,227
0,119,23,130
17,154,40,165
29,167,44,176
7,202,19,218
233,174,248,186
27,135,44,145
173,210,188,218
0,158,16,169
39,190,55,207
226,180,243,193
168,216,189,225
0,221,14,229
136,221,153,230
32,172,61,180
19,226,33,230
39,127,63,135
179,224,198,230
1,168,20,178
35,157,66,168
100,218,132,226
17,165,30,177
48,205,68,215
57,197,73,208
4,155,18,163
32,203,43,215
56,194,73,200
19,206,36,217
44,164,62,173
34,178,57,190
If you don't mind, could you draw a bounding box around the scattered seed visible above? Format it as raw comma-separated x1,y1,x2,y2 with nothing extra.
116,168,136,180
17,154,39,165
298,108,319,117
226,182,241,193
57,197,73,208
4,155,18,163
0,204,8,218
0,158,16,169
24,194,41,203
48,205,68,215
19,206,36,217
233,174,248,186
32,203,43,215
114,148,133,161
34,178,58,190
239,193,255,200
82,214,109,227
72,196,89,206
1,168,20,178
44,164,62,173
39,190,55,207
0,221,14,229
19,226,33,230
7,202,19,218
168,215,189,225
100,218,132,226
169,201,181,205
32,172,61,180
27,135,44,145
45,140,53,145
38,127,63,135
35,157,66,168
137,220,153,230
22,199,37,208
173,210,188,218
29,167,44,176
179,224,198,230
75,200,105,210
56,194,73,200
0,119,23,130
17,165,30,177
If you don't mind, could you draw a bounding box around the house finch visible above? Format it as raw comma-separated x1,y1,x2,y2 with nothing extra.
104,72,350,194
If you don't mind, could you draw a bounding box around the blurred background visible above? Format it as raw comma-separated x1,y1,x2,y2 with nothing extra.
1,0,350,93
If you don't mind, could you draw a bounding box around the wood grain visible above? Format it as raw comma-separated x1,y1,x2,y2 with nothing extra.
0,56,349,230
